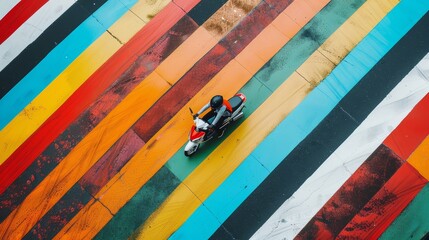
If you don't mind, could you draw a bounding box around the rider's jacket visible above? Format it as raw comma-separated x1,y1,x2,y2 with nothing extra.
197,99,232,126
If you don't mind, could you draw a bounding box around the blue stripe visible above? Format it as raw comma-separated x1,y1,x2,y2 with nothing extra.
170,0,429,238
0,0,138,129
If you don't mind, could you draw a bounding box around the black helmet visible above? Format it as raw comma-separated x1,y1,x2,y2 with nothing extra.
210,95,223,109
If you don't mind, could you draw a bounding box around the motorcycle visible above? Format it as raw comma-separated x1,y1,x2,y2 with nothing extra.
184,93,247,157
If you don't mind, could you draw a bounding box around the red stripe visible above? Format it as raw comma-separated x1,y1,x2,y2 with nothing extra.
383,94,429,159
173,0,200,12
336,162,427,239
297,94,429,239
0,0,48,44
295,145,404,239
0,2,187,194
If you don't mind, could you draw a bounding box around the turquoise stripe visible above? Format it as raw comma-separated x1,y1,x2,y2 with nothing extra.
0,0,138,129
379,183,429,240
170,0,429,239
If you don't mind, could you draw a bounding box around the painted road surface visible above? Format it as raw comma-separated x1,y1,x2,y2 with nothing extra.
0,0,428,239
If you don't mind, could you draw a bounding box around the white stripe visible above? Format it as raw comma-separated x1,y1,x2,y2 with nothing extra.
251,53,429,240
0,0,20,20
0,0,77,71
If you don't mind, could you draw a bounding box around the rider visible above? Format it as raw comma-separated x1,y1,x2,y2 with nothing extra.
195,95,232,137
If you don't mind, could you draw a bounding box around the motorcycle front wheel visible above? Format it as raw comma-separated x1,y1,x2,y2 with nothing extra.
184,143,199,157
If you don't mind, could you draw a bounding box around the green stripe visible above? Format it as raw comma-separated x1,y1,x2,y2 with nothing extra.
379,183,429,240
94,167,181,240
166,0,367,181
97,0,366,237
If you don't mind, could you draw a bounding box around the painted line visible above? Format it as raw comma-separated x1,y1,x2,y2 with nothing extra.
0,0,139,129
384,96,429,160
295,144,405,239
0,13,198,212
0,0,237,222
132,0,275,142
252,55,429,239
380,183,429,240
407,137,429,180
0,73,171,239
139,0,396,238
0,0,75,71
298,109,429,239
337,159,428,239
172,0,405,238
54,0,285,238
173,0,200,12
96,0,328,238
0,0,108,97
0,0,47,44
0,0,237,235
0,0,172,163
213,5,429,239
187,0,227,25
94,166,182,239
164,0,357,183
16,16,210,238
23,129,145,240
0,0,20,20
0,0,191,234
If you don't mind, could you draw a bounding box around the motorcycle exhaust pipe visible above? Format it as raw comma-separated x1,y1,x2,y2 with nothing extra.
232,111,244,121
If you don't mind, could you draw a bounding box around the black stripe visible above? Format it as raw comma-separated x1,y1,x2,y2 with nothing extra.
0,0,107,98
187,0,228,25
210,11,429,240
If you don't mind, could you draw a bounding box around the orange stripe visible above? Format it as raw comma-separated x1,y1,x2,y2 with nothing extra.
407,135,429,181
56,0,325,238
0,1,254,237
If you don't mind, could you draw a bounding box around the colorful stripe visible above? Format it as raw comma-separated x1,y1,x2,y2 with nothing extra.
1,0,428,238
252,53,429,239
211,3,429,238
0,0,20,20
337,144,429,239
0,0,108,97
0,0,47,44
173,0,424,238
138,0,383,238
0,0,139,131
0,0,75,71
380,183,429,240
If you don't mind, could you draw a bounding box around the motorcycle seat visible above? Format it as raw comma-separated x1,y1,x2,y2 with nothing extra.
228,96,243,112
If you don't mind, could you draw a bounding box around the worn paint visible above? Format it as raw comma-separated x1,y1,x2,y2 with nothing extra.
296,145,403,239
213,1,429,238
22,129,144,239
0,0,48,44
0,3,192,196
251,53,429,239
380,184,429,240
0,0,108,97
0,0,75,71
337,162,428,239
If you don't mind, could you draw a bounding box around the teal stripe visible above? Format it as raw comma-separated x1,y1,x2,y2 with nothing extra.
171,0,429,239
94,167,181,240
0,0,139,129
165,0,366,182
379,183,429,240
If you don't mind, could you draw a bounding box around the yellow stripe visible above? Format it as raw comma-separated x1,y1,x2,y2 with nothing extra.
407,136,429,181
2,0,263,237
0,0,171,164
55,0,331,238
135,0,399,238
